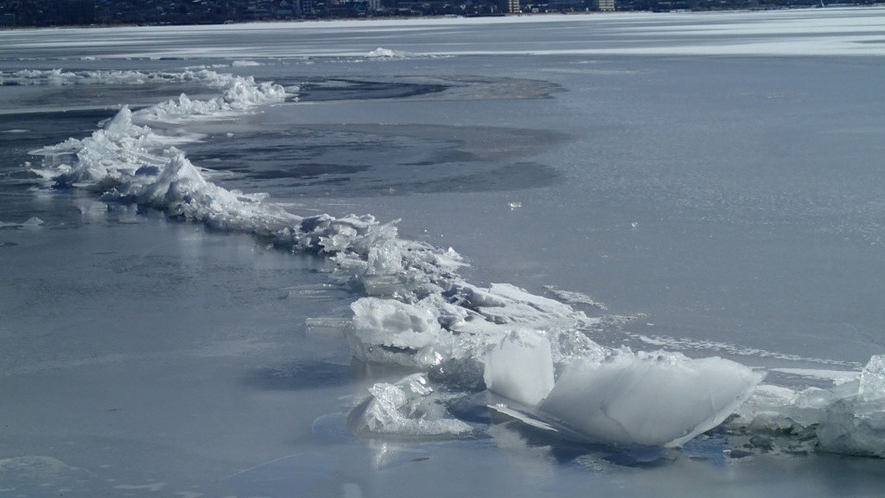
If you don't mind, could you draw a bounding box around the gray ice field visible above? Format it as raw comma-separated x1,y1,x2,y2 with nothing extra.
2,8,885,497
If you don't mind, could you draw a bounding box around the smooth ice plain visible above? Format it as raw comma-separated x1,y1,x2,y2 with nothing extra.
3,7,885,497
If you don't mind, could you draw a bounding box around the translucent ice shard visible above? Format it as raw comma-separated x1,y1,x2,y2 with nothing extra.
483,330,555,407
349,298,442,360
859,355,885,402
480,330,762,448
817,355,885,457
538,351,764,448
347,374,473,437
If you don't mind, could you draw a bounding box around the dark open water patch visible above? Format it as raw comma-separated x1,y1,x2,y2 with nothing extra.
0,109,123,226
0,81,220,116
0,108,118,156
293,77,449,102
190,123,567,198
244,163,369,180
286,75,562,103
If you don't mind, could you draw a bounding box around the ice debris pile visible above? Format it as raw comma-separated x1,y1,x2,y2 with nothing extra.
366,47,411,59
0,68,275,88
350,323,762,448
347,373,474,437
1,68,182,86
729,355,885,457
26,68,885,454
363,47,445,60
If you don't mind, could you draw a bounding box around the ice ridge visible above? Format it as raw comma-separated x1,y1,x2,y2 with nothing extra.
27,68,885,454
730,355,885,458
0,68,267,88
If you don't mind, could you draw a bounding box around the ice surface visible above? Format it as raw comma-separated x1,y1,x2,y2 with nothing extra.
3,9,885,64
26,69,765,446
21,61,885,454
0,217,44,229
543,285,609,312
6,13,885,498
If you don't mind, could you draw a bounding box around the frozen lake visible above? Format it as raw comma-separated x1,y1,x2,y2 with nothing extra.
2,8,885,497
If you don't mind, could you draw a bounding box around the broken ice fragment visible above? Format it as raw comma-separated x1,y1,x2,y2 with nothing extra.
859,355,885,402
484,330,555,407
482,330,762,448
347,374,473,437
536,351,763,448
817,355,885,457
350,298,442,351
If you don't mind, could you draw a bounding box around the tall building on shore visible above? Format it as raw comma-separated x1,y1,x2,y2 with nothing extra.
597,0,615,10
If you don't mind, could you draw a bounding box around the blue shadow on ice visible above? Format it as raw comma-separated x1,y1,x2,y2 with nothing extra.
243,359,354,391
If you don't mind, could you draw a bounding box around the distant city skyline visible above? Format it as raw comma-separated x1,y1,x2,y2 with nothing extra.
1,0,876,27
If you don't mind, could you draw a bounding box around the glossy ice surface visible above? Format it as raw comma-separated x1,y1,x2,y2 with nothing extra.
2,8,885,497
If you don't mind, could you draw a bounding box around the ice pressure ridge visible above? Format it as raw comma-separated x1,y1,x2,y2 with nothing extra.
27,68,885,454
0,68,275,88
728,355,885,457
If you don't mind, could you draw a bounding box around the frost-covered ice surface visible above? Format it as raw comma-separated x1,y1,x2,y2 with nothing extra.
3,8,885,498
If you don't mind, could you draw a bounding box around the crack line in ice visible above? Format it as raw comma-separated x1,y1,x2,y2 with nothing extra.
629,332,863,369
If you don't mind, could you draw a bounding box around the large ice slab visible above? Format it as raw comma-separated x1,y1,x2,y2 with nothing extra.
539,351,763,447
481,330,763,448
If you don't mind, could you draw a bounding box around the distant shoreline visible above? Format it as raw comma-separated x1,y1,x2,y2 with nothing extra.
2,4,882,31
